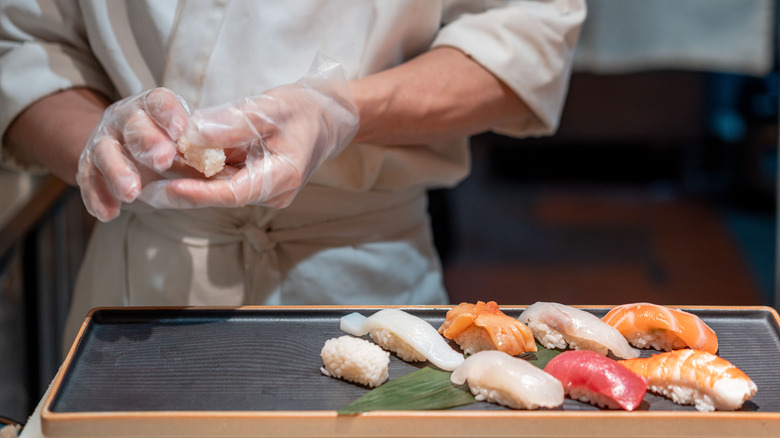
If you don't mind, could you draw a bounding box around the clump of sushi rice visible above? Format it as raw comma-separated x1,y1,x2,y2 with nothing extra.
320,335,390,388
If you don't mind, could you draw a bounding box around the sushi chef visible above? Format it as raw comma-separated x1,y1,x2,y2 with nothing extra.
0,1,586,348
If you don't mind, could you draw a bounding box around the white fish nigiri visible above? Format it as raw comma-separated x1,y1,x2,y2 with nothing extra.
340,309,464,371
518,302,640,359
451,350,564,410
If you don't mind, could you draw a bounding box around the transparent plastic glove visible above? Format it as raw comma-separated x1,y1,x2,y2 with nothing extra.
139,55,360,209
76,88,190,222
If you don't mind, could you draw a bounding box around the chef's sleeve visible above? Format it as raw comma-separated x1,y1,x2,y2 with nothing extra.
433,0,586,137
0,0,115,169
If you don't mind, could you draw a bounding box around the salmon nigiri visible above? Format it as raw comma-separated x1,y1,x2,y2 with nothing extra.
438,301,537,356
602,303,718,354
619,349,757,412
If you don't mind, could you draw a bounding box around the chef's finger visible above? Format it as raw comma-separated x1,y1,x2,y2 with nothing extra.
78,167,122,222
91,136,141,203
122,113,179,174
143,87,190,141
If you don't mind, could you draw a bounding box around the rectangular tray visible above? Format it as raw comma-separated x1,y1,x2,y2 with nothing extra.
41,305,780,437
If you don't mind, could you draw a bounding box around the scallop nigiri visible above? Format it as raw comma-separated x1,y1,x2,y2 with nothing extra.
438,301,537,356
619,349,757,412
451,350,564,410
544,350,648,411
518,302,640,359
602,302,718,354
340,309,464,371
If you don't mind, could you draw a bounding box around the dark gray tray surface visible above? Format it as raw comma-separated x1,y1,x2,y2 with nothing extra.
50,307,780,413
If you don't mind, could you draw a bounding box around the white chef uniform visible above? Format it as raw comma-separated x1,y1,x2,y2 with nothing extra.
0,0,586,348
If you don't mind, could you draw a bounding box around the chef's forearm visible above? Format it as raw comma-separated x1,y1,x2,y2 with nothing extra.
3,88,108,185
349,46,536,145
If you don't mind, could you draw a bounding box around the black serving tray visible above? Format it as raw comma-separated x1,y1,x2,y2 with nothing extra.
41,305,780,437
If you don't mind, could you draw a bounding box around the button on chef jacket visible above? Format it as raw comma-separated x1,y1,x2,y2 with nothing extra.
0,0,586,349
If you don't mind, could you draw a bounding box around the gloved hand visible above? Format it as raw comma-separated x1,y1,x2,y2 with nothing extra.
76,87,191,222
139,55,360,210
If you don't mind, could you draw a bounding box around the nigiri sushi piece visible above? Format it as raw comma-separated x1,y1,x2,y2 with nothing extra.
544,350,648,411
438,301,537,356
602,302,718,354
619,349,757,412
340,309,464,371
451,350,564,410
518,302,640,359
320,335,389,388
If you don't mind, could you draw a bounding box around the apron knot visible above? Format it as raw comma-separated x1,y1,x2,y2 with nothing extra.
240,223,276,254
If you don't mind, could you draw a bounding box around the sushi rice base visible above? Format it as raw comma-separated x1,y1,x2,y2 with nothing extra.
567,387,623,410
527,321,611,356
369,328,427,362
453,326,497,355
627,330,687,352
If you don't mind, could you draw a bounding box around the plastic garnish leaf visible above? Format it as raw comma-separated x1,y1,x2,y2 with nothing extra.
519,342,565,369
338,367,475,414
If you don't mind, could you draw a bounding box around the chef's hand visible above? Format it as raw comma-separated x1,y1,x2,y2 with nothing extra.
76,88,190,222
140,55,359,209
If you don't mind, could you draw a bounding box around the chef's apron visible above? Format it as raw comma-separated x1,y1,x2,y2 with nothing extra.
64,184,448,347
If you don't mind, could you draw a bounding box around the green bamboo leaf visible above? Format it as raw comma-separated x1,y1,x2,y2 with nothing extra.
338,367,475,414
519,342,565,369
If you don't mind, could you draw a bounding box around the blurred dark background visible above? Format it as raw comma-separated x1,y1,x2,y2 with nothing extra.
437,70,777,307
437,0,778,308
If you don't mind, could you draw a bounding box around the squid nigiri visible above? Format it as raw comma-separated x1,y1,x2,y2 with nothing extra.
518,302,640,359
602,302,718,354
438,301,537,356
544,350,648,411
619,349,757,412
451,350,564,410
340,309,464,371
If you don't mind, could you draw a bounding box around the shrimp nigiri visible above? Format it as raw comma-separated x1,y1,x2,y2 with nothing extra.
518,302,640,359
544,350,648,411
619,349,757,412
451,350,564,410
438,301,537,356
340,309,464,371
602,302,718,354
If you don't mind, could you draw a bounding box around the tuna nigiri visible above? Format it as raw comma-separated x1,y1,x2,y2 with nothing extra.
544,350,648,411
602,302,718,354
619,349,757,412
340,309,464,371
451,350,564,410
518,302,640,359
438,301,537,356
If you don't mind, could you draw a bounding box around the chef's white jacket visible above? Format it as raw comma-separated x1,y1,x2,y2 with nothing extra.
0,0,585,348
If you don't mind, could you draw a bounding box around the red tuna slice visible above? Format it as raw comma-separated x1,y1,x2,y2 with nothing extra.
543,349,648,411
